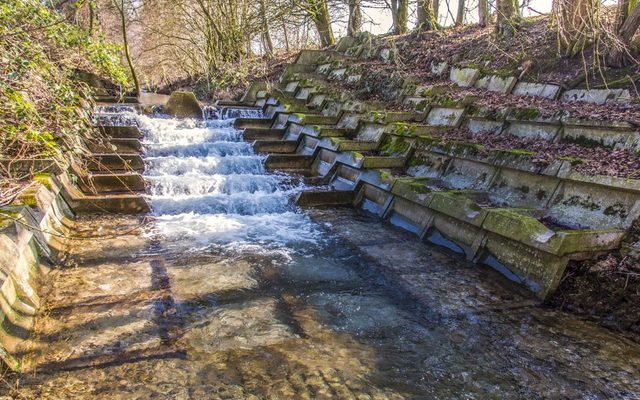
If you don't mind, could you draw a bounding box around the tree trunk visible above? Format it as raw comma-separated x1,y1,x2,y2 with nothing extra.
495,0,520,39
347,0,362,36
456,0,465,25
88,0,95,35
417,0,438,31
614,0,638,30
553,0,599,56
391,0,409,34
478,0,489,26
281,18,290,52
114,0,140,93
259,0,273,55
608,4,640,66
310,0,335,46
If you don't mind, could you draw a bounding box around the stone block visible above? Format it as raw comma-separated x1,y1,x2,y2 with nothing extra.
426,107,465,127
356,183,392,216
429,191,489,227
488,169,560,209
284,81,299,93
561,88,631,105
362,156,406,169
464,118,505,135
391,178,437,206
428,213,485,259
512,82,561,99
474,75,517,94
504,121,561,141
561,118,636,149
481,233,568,299
316,63,332,74
548,180,640,230
386,197,435,235
449,67,481,87
296,190,355,207
357,123,386,141
430,61,448,77
379,48,391,61
441,158,496,190
329,68,347,80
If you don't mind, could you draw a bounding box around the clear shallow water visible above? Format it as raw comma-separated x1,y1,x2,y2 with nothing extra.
14,111,640,399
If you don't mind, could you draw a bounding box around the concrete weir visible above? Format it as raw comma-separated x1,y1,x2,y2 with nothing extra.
2,50,640,397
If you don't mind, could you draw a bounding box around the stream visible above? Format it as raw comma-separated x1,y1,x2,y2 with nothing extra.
14,109,640,399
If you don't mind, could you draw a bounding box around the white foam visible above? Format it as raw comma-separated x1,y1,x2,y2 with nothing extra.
151,191,296,215
136,110,321,254
145,141,252,158
147,174,281,196
145,156,265,176
152,212,323,251
138,115,241,144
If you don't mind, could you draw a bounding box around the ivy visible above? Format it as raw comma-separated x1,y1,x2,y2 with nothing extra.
0,0,130,163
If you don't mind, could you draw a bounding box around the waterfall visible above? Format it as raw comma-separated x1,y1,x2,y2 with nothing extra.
93,105,139,127
134,112,322,251
202,106,264,120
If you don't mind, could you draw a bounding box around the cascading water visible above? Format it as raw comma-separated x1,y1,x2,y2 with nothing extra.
93,105,139,126
137,111,322,251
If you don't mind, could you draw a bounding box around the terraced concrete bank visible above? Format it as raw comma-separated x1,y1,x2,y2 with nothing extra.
1,46,640,398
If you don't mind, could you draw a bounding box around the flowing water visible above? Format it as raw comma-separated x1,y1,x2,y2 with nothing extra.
14,110,640,399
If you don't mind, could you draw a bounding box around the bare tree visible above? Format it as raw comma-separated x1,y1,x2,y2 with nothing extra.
259,0,274,55
111,0,140,93
417,0,438,30
496,0,520,38
552,0,600,57
608,2,640,66
456,0,466,25
478,0,489,26
390,0,409,34
348,0,363,36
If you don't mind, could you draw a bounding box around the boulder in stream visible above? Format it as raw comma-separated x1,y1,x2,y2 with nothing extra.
164,91,203,118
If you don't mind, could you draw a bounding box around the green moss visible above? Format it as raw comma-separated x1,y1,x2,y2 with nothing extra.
379,169,395,183
432,95,460,108
494,148,536,157
445,141,484,156
0,210,19,230
380,137,411,156
487,208,549,239
406,182,431,194
33,172,52,189
390,123,417,136
557,156,585,166
17,193,38,208
415,135,441,148
415,100,429,112
510,107,541,120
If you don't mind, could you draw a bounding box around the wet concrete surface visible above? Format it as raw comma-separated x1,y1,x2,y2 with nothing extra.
9,209,640,399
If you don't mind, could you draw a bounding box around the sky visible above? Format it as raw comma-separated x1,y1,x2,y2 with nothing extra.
335,0,555,36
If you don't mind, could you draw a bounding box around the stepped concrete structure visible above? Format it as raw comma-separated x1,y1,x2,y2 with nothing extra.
209,46,640,300
1,44,640,398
